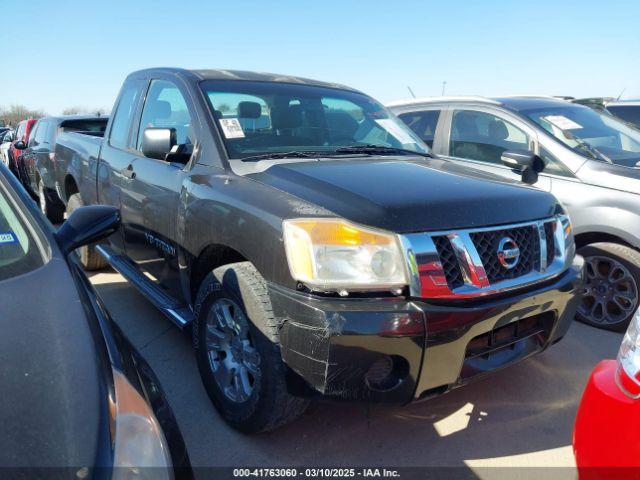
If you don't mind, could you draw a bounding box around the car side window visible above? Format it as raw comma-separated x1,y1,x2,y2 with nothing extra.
137,79,194,153
109,83,143,150
450,110,529,165
27,124,39,147
398,110,441,148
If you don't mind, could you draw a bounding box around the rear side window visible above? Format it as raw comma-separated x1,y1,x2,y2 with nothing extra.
398,110,441,147
110,83,142,149
61,119,108,134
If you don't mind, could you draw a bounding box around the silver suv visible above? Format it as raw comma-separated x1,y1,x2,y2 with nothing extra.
389,95,640,331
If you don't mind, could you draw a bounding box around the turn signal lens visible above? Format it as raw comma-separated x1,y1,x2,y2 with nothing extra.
283,218,408,291
111,370,173,479
617,308,640,398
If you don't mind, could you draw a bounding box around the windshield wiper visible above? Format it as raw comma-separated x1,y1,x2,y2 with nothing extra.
331,144,434,159
570,137,611,163
239,151,320,162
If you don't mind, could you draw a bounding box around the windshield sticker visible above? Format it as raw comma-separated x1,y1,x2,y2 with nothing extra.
375,119,417,145
543,115,583,130
219,118,245,139
0,232,17,244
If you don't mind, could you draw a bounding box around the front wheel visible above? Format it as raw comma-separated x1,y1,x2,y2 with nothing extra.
577,243,640,332
193,261,309,433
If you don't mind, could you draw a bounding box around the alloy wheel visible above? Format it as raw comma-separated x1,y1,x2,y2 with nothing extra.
579,255,639,325
205,298,261,403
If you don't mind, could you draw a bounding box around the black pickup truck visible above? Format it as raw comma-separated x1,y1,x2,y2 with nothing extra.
51,68,583,432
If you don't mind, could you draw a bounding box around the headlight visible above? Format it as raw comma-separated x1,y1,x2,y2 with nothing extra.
282,218,408,292
617,308,640,398
111,370,173,480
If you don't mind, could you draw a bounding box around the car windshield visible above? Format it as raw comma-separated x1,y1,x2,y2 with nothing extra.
0,187,44,281
522,104,640,168
201,80,429,160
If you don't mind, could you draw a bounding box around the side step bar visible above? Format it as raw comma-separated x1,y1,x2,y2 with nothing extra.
96,245,194,328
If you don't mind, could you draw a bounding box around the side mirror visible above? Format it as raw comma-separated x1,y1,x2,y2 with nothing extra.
165,143,194,163
55,205,120,256
141,127,176,161
501,150,545,185
14,140,26,150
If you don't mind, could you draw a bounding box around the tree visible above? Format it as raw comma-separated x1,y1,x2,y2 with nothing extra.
0,104,46,127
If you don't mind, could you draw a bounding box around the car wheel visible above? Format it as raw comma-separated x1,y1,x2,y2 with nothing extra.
577,243,640,332
66,193,109,270
193,261,309,433
38,178,65,224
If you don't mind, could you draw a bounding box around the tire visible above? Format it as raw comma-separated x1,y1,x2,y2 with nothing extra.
576,242,640,332
38,178,65,224
66,193,109,271
193,261,309,433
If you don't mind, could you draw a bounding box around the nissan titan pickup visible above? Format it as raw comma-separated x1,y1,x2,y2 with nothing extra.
48,68,583,432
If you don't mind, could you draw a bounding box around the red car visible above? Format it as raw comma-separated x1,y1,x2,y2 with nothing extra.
574,309,640,477
8,118,37,187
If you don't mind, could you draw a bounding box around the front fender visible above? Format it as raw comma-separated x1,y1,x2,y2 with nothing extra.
571,205,640,249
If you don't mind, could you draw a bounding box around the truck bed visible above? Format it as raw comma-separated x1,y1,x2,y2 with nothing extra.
53,131,105,205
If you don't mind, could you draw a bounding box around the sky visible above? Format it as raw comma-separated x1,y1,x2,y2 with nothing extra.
1,0,639,115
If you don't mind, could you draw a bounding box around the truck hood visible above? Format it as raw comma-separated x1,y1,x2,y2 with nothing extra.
249,157,559,233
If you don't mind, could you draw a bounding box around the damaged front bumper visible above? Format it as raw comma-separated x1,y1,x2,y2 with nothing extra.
270,257,583,403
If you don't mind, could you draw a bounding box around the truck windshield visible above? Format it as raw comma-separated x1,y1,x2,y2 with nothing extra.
0,188,44,281
522,104,640,168
201,80,429,160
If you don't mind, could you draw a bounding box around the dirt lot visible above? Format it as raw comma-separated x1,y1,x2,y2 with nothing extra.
91,270,621,479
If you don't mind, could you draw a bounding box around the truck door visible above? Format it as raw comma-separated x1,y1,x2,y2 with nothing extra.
119,78,193,298
97,79,146,253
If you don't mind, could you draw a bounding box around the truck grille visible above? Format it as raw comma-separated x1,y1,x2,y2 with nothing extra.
433,236,464,289
470,225,539,283
401,216,570,299
544,222,556,266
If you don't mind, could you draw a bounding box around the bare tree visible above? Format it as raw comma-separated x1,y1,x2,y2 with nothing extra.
0,104,46,127
62,106,84,115
62,106,110,116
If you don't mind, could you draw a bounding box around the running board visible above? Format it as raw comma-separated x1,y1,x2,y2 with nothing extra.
96,245,194,328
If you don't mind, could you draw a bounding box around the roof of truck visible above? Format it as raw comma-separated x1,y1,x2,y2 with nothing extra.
129,67,360,92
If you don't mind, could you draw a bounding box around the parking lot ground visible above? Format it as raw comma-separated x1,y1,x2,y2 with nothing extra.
90,270,621,478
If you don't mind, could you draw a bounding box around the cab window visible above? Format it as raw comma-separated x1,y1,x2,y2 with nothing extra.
450,110,529,164
137,80,194,151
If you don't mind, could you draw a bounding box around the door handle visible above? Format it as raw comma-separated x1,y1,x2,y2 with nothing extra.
121,164,136,179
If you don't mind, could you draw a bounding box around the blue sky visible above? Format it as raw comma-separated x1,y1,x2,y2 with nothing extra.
1,0,638,114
